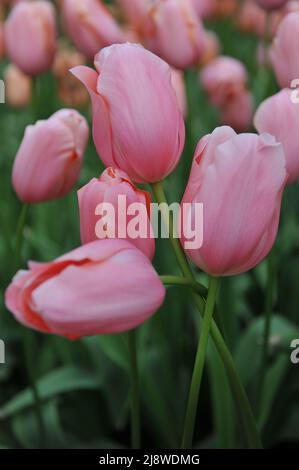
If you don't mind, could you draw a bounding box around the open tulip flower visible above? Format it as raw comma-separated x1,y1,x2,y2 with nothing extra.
5,240,165,338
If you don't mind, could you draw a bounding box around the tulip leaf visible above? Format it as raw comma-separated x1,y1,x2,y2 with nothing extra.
0,366,100,418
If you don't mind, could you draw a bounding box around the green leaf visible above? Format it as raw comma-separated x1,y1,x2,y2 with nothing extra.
1,366,100,418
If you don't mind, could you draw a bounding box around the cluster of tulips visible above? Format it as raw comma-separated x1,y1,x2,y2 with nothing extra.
1,0,299,450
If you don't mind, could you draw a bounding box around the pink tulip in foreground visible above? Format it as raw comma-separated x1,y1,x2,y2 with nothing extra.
200,56,248,108
5,239,165,338
180,127,287,276
255,0,288,10
62,0,125,59
4,0,57,75
270,13,299,89
72,43,185,183
254,88,299,183
142,0,205,69
12,109,89,203
78,167,155,260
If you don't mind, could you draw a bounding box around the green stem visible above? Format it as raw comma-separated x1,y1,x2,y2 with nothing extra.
257,253,274,413
182,276,220,448
159,275,207,297
128,329,140,449
15,203,30,270
22,329,46,447
15,203,46,447
151,181,262,449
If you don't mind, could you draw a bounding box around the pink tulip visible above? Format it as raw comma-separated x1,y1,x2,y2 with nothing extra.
254,88,299,183
237,0,267,37
180,126,287,276
142,0,205,69
255,0,288,10
71,43,185,183
116,0,150,24
12,109,89,203
5,239,165,338
200,56,248,108
170,68,187,117
199,30,220,67
61,0,125,59
4,1,57,75
4,64,32,109
270,13,299,88
191,0,216,18
0,23,4,59
221,91,253,131
78,167,155,260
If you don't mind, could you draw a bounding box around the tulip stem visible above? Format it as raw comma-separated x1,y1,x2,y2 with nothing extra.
15,203,46,447
159,275,207,297
257,253,274,413
128,329,140,449
15,203,30,270
151,181,262,449
182,276,220,448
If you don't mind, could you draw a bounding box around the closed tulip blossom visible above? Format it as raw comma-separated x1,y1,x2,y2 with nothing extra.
0,22,4,59
254,88,299,183
78,168,155,260
116,0,150,25
221,91,253,131
200,56,248,108
191,0,216,18
4,64,32,109
12,109,89,203
5,239,165,338
270,13,299,88
71,43,185,183
4,0,57,75
62,0,125,59
255,0,288,10
170,68,187,117
142,0,205,69
180,127,287,276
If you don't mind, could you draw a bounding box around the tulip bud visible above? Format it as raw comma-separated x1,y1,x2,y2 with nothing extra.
191,0,216,18
200,56,248,108
170,68,187,118
61,0,125,60
12,109,89,203
255,0,288,11
116,0,150,24
199,31,220,67
213,0,237,17
78,167,155,260
5,239,165,338
180,127,287,276
4,64,32,108
221,91,253,131
270,13,299,89
53,47,89,107
71,43,185,183
237,0,267,37
4,1,57,75
254,88,299,183
142,0,205,69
